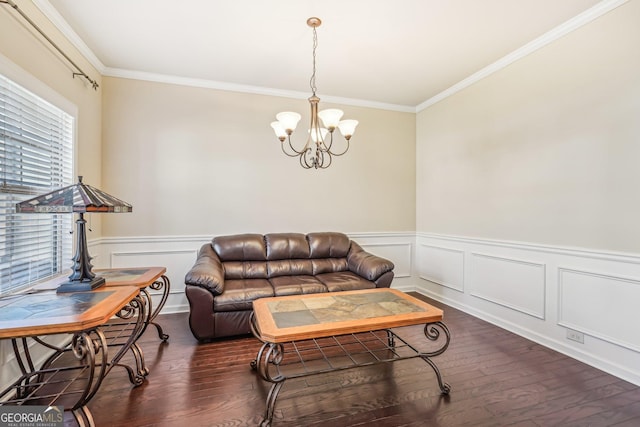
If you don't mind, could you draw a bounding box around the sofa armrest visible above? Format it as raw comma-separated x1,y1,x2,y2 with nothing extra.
347,242,395,283
184,243,225,295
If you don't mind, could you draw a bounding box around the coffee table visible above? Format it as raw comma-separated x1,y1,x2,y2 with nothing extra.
250,288,451,426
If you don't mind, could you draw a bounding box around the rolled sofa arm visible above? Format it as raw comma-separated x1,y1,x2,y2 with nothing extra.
347,242,395,286
184,243,225,295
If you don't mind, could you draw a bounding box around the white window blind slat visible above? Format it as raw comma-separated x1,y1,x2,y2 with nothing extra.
0,73,73,295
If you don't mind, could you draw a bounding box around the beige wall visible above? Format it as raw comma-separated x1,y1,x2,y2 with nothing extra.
101,77,416,237
7,0,636,253
416,1,640,253
0,0,103,234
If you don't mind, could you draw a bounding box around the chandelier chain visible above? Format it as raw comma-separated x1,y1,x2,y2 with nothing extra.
310,25,318,96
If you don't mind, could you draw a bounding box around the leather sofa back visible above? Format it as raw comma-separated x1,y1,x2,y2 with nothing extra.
212,232,351,280
266,233,310,259
308,232,350,258
213,233,266,261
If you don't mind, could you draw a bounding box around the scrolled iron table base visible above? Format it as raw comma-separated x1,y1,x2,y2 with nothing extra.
250,313,451,426
147,275,171,341
102,273,171,384
0,294,146,427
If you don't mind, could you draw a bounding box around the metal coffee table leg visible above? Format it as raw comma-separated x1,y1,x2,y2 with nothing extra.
254,341,286,426
421,321,451,394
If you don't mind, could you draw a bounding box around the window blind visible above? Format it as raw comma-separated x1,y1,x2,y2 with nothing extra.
0,73,73,295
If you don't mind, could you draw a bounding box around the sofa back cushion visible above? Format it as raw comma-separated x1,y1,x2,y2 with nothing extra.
307,232,350,258
213,234,266,262
265,233,310,260
265,233,312,278
212,232,352,280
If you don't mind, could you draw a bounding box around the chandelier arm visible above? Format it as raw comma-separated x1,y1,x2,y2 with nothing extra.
285,136,309,156
327,138,351,157
280,141,300,158
319,150,332,169
300,150,313,169
320,131,333,152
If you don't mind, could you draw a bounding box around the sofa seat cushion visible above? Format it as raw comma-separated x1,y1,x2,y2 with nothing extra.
316,271,376,292
269,275,328,296
213,279,274,312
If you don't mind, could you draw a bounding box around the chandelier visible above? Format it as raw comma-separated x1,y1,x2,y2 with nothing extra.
270,17,358,169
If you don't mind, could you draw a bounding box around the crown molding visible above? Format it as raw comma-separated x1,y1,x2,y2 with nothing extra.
33,0,626,114
32,0,106,74
102,67,415,113
416,0,629,112
28,0,413,112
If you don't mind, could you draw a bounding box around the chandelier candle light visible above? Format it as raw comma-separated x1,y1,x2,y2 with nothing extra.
270,17,358,169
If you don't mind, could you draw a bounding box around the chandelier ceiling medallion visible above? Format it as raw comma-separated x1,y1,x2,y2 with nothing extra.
270,17,358,169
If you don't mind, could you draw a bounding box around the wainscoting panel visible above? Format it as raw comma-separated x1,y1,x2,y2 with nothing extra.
470,253,546,319
359,243,412,278
90,232,640,385
415,233,640,387
417,244,464,292
94,237,209,314
111,249,198,305
558,268,640,353
111,249,197,287
95,232,416,312
349,233,415,291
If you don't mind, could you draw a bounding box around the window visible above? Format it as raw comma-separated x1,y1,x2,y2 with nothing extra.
0,73,73,296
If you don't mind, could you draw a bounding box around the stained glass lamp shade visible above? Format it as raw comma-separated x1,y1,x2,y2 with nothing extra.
16,176,132,293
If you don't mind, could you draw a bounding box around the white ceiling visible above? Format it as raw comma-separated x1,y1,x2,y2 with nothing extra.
38,0,610,111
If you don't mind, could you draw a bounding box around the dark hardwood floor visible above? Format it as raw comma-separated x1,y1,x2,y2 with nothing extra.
82,293,640,426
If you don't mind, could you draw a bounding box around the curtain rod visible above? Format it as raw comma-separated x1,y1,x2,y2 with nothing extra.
1,0,99,90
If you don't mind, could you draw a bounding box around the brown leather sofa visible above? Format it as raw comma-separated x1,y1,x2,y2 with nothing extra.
184,232,395,341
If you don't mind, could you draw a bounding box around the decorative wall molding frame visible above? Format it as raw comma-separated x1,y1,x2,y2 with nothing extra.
417,244,465,292
558,267,640,354
415,232,640,386
358,242,412,278
469,252,546,320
